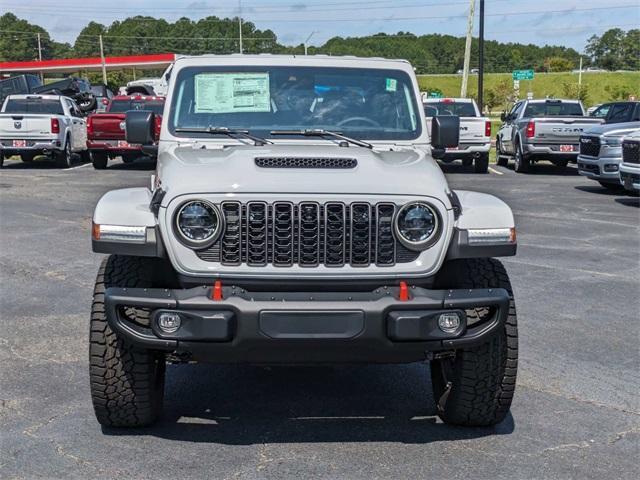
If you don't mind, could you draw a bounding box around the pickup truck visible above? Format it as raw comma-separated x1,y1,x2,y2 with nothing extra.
496,99,603,173
0,94,88,168
577,122,640,190
86,95,164,169
589,101,640,124
619,130,640,192
423,97,491,173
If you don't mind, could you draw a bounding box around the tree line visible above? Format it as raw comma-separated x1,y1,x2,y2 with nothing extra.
1,13,638,75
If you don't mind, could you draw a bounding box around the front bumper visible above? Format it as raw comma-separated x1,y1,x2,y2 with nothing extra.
619,163,640,191
578,153,622,183
104,284,510,363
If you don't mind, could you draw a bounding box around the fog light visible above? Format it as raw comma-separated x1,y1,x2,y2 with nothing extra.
157,312,181,333
604,164,619,172
438,312,461,333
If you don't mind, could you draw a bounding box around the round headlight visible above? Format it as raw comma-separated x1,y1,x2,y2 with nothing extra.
175,200,222,248
394,202,439,250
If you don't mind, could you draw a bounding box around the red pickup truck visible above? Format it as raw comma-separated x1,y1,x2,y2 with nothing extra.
86,95,164,169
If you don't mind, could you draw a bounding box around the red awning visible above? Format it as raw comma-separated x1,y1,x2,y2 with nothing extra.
0,53,176,73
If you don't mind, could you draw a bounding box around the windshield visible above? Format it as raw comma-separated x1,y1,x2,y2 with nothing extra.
424,101,476,117
3,98,64,115
169,66,421,140
524,102,583,117
109,99,165,114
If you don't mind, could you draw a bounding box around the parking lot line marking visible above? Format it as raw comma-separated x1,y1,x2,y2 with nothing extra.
488,167,504,175
66,163,92,170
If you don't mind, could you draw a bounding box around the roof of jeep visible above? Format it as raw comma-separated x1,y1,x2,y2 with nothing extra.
172,54,412,70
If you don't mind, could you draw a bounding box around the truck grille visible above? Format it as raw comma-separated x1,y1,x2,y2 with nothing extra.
196,201,419,267
579,136,600,157
622,140,640,164
255,157,357,169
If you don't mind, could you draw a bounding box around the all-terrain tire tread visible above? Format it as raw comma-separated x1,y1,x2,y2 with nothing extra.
432,258,518,426
89,255,165,428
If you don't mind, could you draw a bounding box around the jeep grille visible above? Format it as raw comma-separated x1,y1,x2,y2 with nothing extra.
195,201,419,267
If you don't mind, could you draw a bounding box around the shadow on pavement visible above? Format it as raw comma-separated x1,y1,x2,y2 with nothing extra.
102,363,514,444
614,197,640,207
438,162,481,174
574,185,625,196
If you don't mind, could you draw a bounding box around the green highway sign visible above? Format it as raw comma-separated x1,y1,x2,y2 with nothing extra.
512,69,534,81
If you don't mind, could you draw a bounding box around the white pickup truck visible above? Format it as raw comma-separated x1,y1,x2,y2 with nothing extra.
0,94,88,168
423,97,491,173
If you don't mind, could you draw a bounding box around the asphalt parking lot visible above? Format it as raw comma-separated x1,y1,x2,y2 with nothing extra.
1,156,638,479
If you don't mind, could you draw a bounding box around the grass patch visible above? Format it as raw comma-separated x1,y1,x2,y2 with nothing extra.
417,71,640,108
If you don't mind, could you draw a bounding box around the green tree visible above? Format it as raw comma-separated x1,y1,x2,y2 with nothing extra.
0,13,70,61
544,56,574,72
561,82,589,104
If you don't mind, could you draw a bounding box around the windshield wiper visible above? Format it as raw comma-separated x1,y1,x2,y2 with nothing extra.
174,126,271,146
270,129,373,149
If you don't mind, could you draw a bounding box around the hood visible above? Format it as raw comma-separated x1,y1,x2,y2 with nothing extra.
157,143,449,200
585,122,640,137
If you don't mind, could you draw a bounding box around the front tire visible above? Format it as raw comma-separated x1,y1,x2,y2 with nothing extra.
496,138,508,167
431,258,518,426
89,256,166,428
474,153,489,173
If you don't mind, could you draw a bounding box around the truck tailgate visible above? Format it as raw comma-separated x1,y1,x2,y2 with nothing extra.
532,117,603,144
0,114,54,139
459,117,488,143
88,113,126,140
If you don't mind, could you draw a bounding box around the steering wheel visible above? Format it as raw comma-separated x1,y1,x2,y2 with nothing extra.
336,117,381,128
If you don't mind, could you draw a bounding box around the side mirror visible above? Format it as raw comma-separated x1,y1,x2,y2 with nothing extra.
430,115,460,159
125,110,158,155
125,110,155,145
500,112,507,122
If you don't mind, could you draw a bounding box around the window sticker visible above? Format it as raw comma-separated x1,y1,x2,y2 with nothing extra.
385,78,397,92
194,72,271,114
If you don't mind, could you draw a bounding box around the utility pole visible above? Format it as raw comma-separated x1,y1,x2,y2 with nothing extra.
304,31,317,56
36,32,43,82
460,0,476,98
477,0,485,113
578,55,583,86
99,35,107,86
238,0,243,54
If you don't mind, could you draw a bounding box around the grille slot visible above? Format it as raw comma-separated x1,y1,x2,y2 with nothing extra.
579,136,600,157
350,203,372,266
246,202,268,266
220,202,241,265
255,157,357,169
622,140,640,164
196,201,424,266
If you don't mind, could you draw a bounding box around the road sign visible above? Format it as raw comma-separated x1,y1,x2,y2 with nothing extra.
512,69,534,81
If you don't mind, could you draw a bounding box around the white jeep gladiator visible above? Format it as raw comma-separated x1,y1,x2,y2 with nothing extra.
90,55,519,428
0,94,88,168
423,97,491,173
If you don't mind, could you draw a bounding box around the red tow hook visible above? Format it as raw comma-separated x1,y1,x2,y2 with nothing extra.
398,281,410,301
211,280,223,301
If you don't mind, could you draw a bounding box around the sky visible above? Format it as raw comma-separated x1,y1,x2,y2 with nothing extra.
2,0,639,51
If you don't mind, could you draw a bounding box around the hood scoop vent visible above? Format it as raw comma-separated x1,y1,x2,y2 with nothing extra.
255,157,357,169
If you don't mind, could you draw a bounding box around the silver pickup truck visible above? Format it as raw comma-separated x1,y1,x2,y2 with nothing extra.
0,94,88,168
619,130,640,192
496,99,603,173
577,122,640,190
